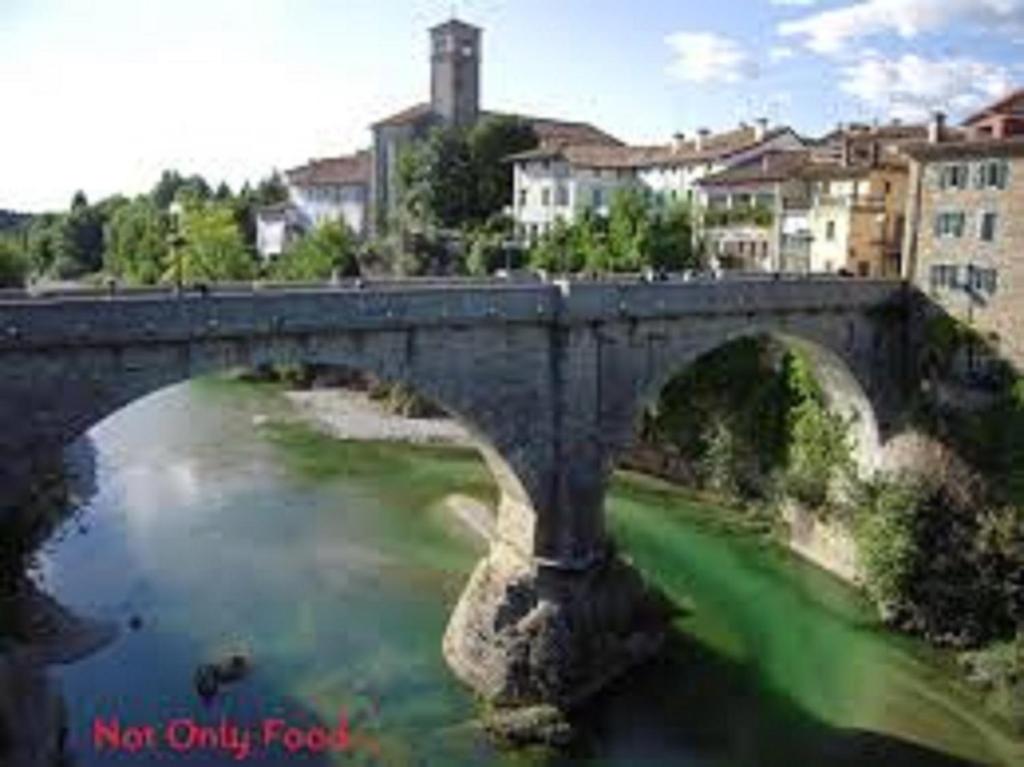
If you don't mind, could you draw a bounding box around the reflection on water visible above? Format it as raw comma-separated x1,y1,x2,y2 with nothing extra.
23,380,1023,766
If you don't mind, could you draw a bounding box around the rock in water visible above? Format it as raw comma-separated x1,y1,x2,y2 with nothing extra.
214,654,249,683
483,705,573,747
193,664,219,701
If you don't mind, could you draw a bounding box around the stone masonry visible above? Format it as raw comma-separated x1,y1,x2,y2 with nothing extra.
0,278,910,707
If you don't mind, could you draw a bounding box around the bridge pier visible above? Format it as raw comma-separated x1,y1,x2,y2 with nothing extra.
443,539,668,709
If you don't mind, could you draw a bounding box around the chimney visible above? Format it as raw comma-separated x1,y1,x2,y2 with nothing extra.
695,128,711,151
929,111,946,144
754,117,769,141
671,132,687,152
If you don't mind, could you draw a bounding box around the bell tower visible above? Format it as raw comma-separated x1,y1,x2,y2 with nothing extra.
430,19,481,128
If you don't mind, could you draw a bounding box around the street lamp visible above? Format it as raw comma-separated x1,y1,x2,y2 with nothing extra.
168,201,186,296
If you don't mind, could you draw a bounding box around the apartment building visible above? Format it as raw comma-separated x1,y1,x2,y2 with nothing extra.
509,121,804,246
902,95,1024,370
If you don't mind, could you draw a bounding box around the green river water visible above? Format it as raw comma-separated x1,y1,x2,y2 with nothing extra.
36,380,1024,766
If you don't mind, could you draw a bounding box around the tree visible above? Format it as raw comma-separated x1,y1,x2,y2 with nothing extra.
53,191,104,277
254,172,288,206
0,238,27,287
167,200,253,283
647,202,696,271
607,187,649,272
270,219,358,281
104,198,168,284
465,214,521,275
24,215,60,276
396,121,534,233
214,181,233,201
423,126,477,229
468,116,538,220
151,170,212,210
528,218,584,273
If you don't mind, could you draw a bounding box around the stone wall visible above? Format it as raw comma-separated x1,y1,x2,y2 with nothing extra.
907,151,1024,369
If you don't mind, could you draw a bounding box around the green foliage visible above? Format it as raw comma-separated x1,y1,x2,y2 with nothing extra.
959,634,1024,732
647,201,696,271
270,219,358,281
151,170,212,210
528,217,585,273
606,188,649,272
528,192,696,274
643,338,799,499
782,353,853,510
104,197,167,284
465,215,522,276
396,126,476,231
704,204,774,229
852,476,922,607
0,238,27,287
395,117,539,234
166,200,253,283
468,116,538,218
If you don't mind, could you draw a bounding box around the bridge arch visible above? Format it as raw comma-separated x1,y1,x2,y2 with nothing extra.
631,328,884,476
0,326,553,567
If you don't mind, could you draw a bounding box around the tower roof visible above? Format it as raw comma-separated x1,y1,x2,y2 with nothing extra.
430,17,481,35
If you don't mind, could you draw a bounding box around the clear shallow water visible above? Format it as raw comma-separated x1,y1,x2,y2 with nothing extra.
37,380,1023,766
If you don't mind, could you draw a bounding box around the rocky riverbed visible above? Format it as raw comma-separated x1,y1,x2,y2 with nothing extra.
283,389,474,446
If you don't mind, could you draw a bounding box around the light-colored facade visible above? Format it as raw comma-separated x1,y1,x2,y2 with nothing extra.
509,123,805,249
785,166,908,277
255,151,372,259
510,145,649,243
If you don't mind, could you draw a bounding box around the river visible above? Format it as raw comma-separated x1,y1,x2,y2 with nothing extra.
32,379,1023,766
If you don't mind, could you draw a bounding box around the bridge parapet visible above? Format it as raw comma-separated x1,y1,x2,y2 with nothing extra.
0,279,906,350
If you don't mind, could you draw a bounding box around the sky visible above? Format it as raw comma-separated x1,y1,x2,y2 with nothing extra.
2,0,1023,212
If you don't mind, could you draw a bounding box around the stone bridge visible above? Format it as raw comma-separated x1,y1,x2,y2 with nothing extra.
0,277,912,708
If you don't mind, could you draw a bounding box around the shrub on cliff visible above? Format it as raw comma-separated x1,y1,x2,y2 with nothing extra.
0,239,26,288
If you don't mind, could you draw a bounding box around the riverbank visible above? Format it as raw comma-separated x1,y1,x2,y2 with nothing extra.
283,388,474,446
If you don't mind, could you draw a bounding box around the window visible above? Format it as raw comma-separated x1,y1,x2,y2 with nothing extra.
826,221,836,241
938,163,970,190
935,212,966,239
541,188,551,207
930,264,959,290
967,264,998,295
980,212,998,243
518,188,528,208
555,184,569,207
592,188,604,208
975,160,1009,190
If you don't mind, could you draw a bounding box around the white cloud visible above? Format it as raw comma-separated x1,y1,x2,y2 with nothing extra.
769,45,796,62
770,0,819,6
665,31,756,84
780,0,1024,53
840,50,1015,120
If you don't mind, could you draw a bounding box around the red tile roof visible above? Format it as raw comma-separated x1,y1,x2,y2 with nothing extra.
698,151,814,187
902,136,1024,160
372,103,436,128
640,126,800,167
506,143,660,169
964,88,1024,125
285,150,371,187
370,102,623,148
